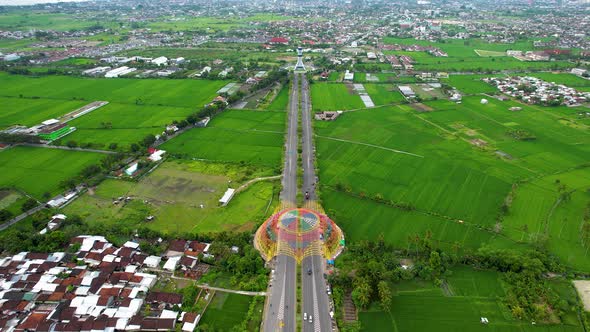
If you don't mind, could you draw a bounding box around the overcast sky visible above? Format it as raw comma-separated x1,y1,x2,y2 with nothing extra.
0,0,86,5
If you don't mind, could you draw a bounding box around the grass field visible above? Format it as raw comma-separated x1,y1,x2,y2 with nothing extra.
0,146,104,199
364,84,405,106
161,110,285,167
199,292,258,330
0,190,27,216
64,160,279,234
359,267,582,332
311,83,365,111
0,97,87,129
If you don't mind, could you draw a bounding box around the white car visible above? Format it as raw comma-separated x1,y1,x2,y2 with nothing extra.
304,312,307,321
309,315,313,323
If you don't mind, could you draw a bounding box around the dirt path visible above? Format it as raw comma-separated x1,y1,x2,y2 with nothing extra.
236,175,282,194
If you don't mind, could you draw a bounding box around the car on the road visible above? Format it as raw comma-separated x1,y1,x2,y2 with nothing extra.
304,312,307,321
309,315,313,323
307,268,312,275
305,191,310,200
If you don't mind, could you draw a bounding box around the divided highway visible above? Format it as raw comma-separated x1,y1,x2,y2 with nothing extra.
263,74,299,332
300,75,333,332
263,73,333,332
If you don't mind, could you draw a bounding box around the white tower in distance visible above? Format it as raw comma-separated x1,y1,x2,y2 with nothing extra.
295,46,305,71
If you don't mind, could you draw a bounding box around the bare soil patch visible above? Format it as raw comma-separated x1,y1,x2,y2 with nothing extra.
411,103,434,112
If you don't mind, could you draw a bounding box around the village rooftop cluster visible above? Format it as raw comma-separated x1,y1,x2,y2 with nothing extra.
483,76,590,106
0,235,218,331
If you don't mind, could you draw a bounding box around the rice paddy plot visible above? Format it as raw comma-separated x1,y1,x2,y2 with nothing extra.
364,84,405,106
266,85,290,111
311,83,365,111
501,168,590,272
161,110,285,167
527,73,590,92
360,270,582,332
443,74,501,94
475,49,508,57
0,146,104,199
323,189,517,251
316,106,527,226
421,96,590,175
0,97,88,129
59,102,196,149
199,293,258,331
0,73,226,108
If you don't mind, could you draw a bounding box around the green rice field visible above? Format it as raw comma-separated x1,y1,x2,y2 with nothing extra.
364,84,405,106
199,292,260,330
444,74,500,94
0,146,104,199
61,103,195,149
0,73,227,148
317,95,590,260
382,37,574,72
359,267,582,332
527,73,590,92
0,97,87,129
267,85,290,111
0,73,226,108
161,110,285,167
311,83,365,111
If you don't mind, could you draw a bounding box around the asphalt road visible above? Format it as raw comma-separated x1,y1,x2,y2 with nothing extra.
300,73,333,332
264,74,299,332
300,74,316,202
264,255,297,332
301,255,333,332
280,74,299,205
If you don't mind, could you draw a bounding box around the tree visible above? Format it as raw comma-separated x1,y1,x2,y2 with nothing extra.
351,278,371,309
21,198,38,212
66,140,78,148
429,251,442,278
108,143,118,150
377,281,392,311
141,134,156,147
130,143,140,152
0,209,12,222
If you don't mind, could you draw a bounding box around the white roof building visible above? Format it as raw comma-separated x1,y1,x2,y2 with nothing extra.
398,85,415,97
219,188,236,206
105,66,137,78
151,56,168,66
163,256,181,271
144,255,162,268
148,149,166,162
344,70,354,81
